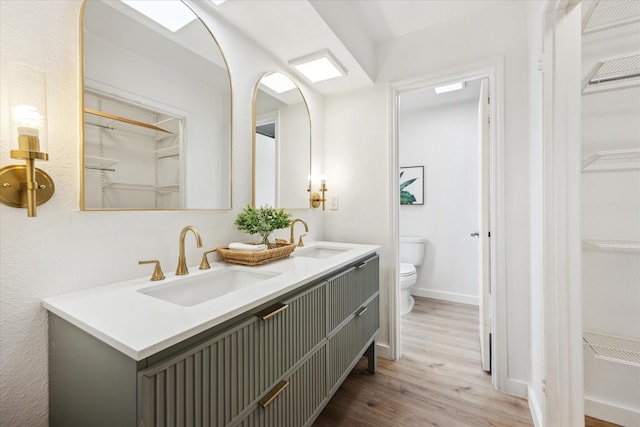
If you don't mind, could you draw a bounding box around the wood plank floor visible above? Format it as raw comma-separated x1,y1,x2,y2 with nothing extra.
313,297,533,427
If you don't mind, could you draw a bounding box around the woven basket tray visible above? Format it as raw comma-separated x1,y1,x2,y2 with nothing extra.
217,242,296,266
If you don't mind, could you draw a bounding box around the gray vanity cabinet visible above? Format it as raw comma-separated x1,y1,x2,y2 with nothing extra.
326,256,380,394
48,253,378,427
138,282,326,426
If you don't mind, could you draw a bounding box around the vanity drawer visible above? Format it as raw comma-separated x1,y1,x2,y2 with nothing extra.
327,294,379,394
254,282,326,395
138,316,259,426
138,282,326,427
233,345,326,427
327,255,379,333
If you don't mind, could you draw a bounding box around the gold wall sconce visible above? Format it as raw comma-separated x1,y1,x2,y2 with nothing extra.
309,174,327,210
0,66,55,217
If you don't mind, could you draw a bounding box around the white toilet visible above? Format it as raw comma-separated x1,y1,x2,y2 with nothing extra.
400,236,426,315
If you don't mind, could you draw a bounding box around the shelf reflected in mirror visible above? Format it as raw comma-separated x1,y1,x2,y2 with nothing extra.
80,0,231,210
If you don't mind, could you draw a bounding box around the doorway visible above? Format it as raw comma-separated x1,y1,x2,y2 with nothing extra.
390,58,506,390
398,77,490,371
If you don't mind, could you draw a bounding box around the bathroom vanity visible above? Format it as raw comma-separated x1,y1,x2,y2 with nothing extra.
43,242,379,427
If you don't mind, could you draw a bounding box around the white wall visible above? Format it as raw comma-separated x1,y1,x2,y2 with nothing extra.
399,97,480,304
324,0,532,391
0,1,325,425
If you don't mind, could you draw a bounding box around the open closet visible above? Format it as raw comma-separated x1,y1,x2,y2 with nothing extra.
83,91,184,210
580,1,640,424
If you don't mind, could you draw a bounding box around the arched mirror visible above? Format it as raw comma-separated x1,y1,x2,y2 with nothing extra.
81,0,231,210
252,72,311,209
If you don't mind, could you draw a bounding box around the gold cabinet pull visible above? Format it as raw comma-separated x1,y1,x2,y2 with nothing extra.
355,306,368,317
255,302,289,320
259,380,289,408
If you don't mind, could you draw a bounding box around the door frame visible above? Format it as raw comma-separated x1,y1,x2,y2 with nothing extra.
389,57,507,391
540,0,584,424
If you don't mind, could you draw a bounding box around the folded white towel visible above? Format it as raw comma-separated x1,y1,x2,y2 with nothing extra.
228,242,268,252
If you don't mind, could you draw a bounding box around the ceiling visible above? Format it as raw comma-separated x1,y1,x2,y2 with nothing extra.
210,0,505,95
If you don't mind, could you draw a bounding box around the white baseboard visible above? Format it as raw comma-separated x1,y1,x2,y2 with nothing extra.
376,342,392,360
505,378,528,399
585,397,640,426
412,288,479,306
528,386,543,427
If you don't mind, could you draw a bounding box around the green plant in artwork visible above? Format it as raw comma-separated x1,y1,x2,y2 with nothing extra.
400,171,417,205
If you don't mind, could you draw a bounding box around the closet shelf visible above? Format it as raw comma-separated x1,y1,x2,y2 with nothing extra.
582,52,640,94
582,148,640,171
155,146,179,159
582,239,640,252
584,331,640,367
84,108,173,135
103,182,179,193
84,156,118,171
582,0,640,34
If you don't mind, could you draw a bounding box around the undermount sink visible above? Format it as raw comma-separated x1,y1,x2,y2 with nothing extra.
293,245,349,259
138,267,281,307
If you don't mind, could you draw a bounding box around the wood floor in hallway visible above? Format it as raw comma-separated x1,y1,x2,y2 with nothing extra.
313,297,533,427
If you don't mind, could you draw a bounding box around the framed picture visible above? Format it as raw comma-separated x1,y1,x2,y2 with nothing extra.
400,166,424,205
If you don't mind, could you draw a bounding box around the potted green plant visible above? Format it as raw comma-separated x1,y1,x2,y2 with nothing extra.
234,205,292,247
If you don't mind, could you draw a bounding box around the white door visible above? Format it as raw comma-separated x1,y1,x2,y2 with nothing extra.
477,78,492,372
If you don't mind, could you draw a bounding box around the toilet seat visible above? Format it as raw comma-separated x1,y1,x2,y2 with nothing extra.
400,263,416,277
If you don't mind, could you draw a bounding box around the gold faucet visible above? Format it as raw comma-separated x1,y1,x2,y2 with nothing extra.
176,225,203,275
289,219,309,247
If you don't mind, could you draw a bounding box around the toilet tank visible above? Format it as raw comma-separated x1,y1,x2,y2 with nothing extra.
400,236,426,266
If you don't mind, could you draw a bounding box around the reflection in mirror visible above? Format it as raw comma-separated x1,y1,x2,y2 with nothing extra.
252,72,311,209
81,0,231,210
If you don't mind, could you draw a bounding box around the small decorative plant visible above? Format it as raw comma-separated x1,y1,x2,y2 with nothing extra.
234,205,292,247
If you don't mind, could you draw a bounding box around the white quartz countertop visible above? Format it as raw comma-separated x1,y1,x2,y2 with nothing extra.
42,241,379,361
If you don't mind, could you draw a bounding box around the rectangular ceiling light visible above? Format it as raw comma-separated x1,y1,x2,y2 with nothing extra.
434,82,466,94
120,0,196,32
260,72,297,94
289,50,347,83
211,0,227,5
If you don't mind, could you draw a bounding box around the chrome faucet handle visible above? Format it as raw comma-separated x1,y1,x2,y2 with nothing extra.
297,234,307,247
199,248,217,270
138,260,165,281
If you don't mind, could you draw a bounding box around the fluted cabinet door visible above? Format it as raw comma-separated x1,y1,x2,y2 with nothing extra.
139,316,258,427
233,346,326,427
327,295,379,394
327,256,379,334
254,283,326,396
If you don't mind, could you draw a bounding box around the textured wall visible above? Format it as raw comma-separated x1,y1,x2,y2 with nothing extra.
0,1,325,425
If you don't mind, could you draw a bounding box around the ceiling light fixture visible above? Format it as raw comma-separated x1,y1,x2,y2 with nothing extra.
120,0,196,32
260,72,297,94
434,82,466,94
211,0,227,5
289,50,347,83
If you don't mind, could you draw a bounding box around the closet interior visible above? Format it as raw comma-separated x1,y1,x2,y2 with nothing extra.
83,91,184,210
580,1,640,425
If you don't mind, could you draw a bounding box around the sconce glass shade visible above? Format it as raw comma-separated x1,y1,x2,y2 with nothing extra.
9,64,48,154
310,173,327,210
